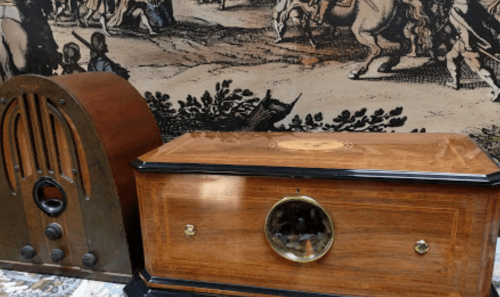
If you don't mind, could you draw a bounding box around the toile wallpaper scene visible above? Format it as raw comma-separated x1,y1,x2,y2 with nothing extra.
2,0,500,161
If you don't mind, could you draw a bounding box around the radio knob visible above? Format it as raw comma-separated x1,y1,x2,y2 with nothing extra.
45,223,63,240
50,248,65,262
82,253,97,268
21,245,35,260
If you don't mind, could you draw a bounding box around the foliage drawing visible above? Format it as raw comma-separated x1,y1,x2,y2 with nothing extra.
145,80,412,142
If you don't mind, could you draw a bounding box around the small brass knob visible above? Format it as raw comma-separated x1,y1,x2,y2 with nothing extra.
415,240,429,254
184,224,196,236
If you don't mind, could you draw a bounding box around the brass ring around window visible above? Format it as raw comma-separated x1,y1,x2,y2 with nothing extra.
265,196,334,263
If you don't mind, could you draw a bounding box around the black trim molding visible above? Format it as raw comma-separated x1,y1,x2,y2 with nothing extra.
124,269,500,297
493,284,500,297
124,269,352,297
130,159,500,186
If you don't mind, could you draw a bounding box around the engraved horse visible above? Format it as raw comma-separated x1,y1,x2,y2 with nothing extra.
273,0,431,79
0,0,58,84
0,4,28,83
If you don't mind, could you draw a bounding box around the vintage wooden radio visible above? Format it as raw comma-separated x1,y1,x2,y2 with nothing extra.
126,132,500,297
0,73,163,283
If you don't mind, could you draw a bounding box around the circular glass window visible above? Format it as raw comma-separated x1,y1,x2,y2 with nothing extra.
265,196,334,262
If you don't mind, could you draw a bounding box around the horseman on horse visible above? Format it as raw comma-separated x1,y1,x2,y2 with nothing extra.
0,0,27,82
273,0,432,78
445,0,500,102
0,0,59,83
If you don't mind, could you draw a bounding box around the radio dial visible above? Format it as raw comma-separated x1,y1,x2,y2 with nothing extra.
50,248,65,262
45,223,63,240
21,245,35,260
82,253,97,268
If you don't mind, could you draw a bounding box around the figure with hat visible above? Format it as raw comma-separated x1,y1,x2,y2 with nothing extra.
446,0,500,102
60,42,85,74
87,32,114,73
72,31,130,79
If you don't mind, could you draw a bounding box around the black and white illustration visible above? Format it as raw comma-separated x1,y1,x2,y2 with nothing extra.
1,0,500,155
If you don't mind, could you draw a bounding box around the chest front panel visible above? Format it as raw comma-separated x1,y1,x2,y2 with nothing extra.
136,173,499,297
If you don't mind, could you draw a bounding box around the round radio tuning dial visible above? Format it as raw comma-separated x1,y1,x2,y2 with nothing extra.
50,248,65,262
82,253,97,268
45,223,63,240
21,245,36,260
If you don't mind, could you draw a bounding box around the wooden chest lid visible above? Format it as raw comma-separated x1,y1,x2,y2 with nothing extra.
132,132,500,185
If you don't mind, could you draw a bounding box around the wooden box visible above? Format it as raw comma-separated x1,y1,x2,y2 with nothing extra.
0,73,163,283
125,132,500,296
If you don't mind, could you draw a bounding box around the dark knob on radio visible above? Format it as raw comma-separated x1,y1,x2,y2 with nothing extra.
82,253,97,268
50,248,65,262
21,245,35,260
45,223,63,240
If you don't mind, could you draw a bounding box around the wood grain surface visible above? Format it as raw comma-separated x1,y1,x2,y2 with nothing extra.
135,133,500,297
0,73,162,281
138,132,500,175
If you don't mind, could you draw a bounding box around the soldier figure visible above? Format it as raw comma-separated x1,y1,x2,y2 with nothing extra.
87,32,114,72
83,0,111,36
446,0,500,102
60,42,85,74
73,31,129,79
